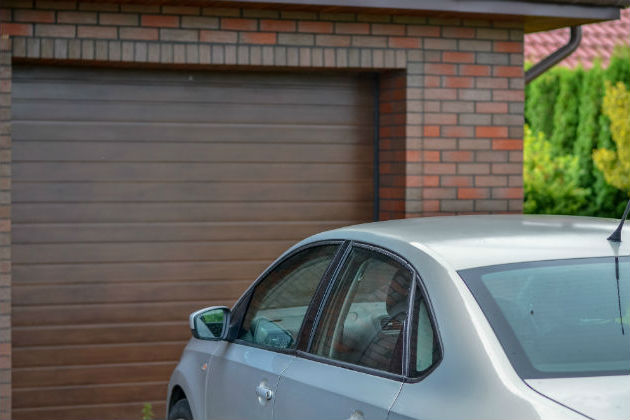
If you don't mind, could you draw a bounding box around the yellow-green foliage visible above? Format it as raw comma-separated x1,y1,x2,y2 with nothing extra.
593,82,630,194
524,125,590,214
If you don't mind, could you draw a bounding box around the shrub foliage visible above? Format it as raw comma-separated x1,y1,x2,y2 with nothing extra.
524,46,630,217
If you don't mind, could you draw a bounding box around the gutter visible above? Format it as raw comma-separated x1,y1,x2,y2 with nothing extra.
525,26,583,84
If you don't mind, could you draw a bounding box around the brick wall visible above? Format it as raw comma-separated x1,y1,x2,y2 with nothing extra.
0,30,10,420
0,2,524,416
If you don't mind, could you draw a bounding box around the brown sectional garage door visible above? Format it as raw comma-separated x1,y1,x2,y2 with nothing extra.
11,65,374,419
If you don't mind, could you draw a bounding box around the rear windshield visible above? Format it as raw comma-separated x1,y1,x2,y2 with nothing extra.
459,256,630,379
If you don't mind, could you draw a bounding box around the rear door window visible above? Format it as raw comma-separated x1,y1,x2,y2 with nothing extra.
309,246,412,374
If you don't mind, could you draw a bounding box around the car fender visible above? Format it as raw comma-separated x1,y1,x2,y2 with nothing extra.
167,338,219,419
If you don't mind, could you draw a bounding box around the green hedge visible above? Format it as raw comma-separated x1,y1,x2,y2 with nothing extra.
524,46,630,217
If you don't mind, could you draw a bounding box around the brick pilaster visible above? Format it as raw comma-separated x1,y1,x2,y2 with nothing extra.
0,29,11,420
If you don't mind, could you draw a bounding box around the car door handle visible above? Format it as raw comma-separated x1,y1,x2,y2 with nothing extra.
346,409,364,420
256,382,273,401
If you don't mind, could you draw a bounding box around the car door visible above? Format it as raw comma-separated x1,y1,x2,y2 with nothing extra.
274,244,416,420
205,243,341,420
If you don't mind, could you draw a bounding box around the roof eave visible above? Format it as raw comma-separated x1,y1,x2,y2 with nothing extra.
210,0,621,32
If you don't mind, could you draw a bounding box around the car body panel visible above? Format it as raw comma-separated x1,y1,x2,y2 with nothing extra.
167,338,218,419
205,341,294,419
299,215,629,270
274,355,402,420
526,376,630,420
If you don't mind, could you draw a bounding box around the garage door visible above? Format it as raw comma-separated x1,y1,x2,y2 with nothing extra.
11,65,375,419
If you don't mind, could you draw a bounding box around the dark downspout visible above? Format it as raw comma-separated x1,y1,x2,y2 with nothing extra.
525,26,583,84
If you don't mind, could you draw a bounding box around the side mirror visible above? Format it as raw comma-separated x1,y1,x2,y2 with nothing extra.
189,306,230,340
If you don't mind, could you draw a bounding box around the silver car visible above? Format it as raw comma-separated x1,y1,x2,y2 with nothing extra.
167,215,630,420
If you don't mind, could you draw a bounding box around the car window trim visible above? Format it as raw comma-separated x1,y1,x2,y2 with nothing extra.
297,241,352,351
227,239,346,355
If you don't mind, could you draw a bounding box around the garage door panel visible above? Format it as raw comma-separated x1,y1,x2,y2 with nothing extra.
13,221,350,244
13,202,373,223
14,141,372,163
12,65,374,419
14,322,190,347
14,382,167,409
13,362,177,388
13,240,293,264
13,259,268,285
13,122,372,143
14,162,373,182
14,181,373,203
14,279,252,305
14,100,372,125
14,81,373,106
13,402,167,420
13,341,185,368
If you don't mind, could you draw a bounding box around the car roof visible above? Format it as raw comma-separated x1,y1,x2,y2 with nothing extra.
309,215,630,270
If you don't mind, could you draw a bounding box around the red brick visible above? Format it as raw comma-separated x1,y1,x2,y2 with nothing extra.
100,13,139,26
260,19,296,32
494,90,524,101
200,30,237,43
493,187,523,199
389,36,420,48
492,139,522,150
460,64,490,76
425,113,457,125
424,126,440,137
422,151,441,162
442,26,475,38
380,200,405,212
475,175,507,187
58,11,97,24
442,126,474,138
372,23,405,36
476,126,508,138
240,32,276,45
424,76,440,88
380,187,405,199
476,102,508,113
78,25,117,39
458,188,489,199
494,41,522,53
492,163,522,174
442,176,473,187
13,9,55,23
162,6,199,15
424,63,457,76
120,27,158,40
405,175,421,187
407,25,440,37
443,151,473,162
0,357,9,369
221,18,256,31
420,175,439,187
423,188,456,199
142,14,178,27
298,21,333,33
423,200,440,212
444,76,474,88
494,66,522,78
443,51,475,63
424,163,456,174
0,23,32,36
335,22,369,34
424,88,457,100
316,34,350,47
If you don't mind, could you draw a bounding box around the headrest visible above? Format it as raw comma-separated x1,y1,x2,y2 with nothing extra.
386,268,411,315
